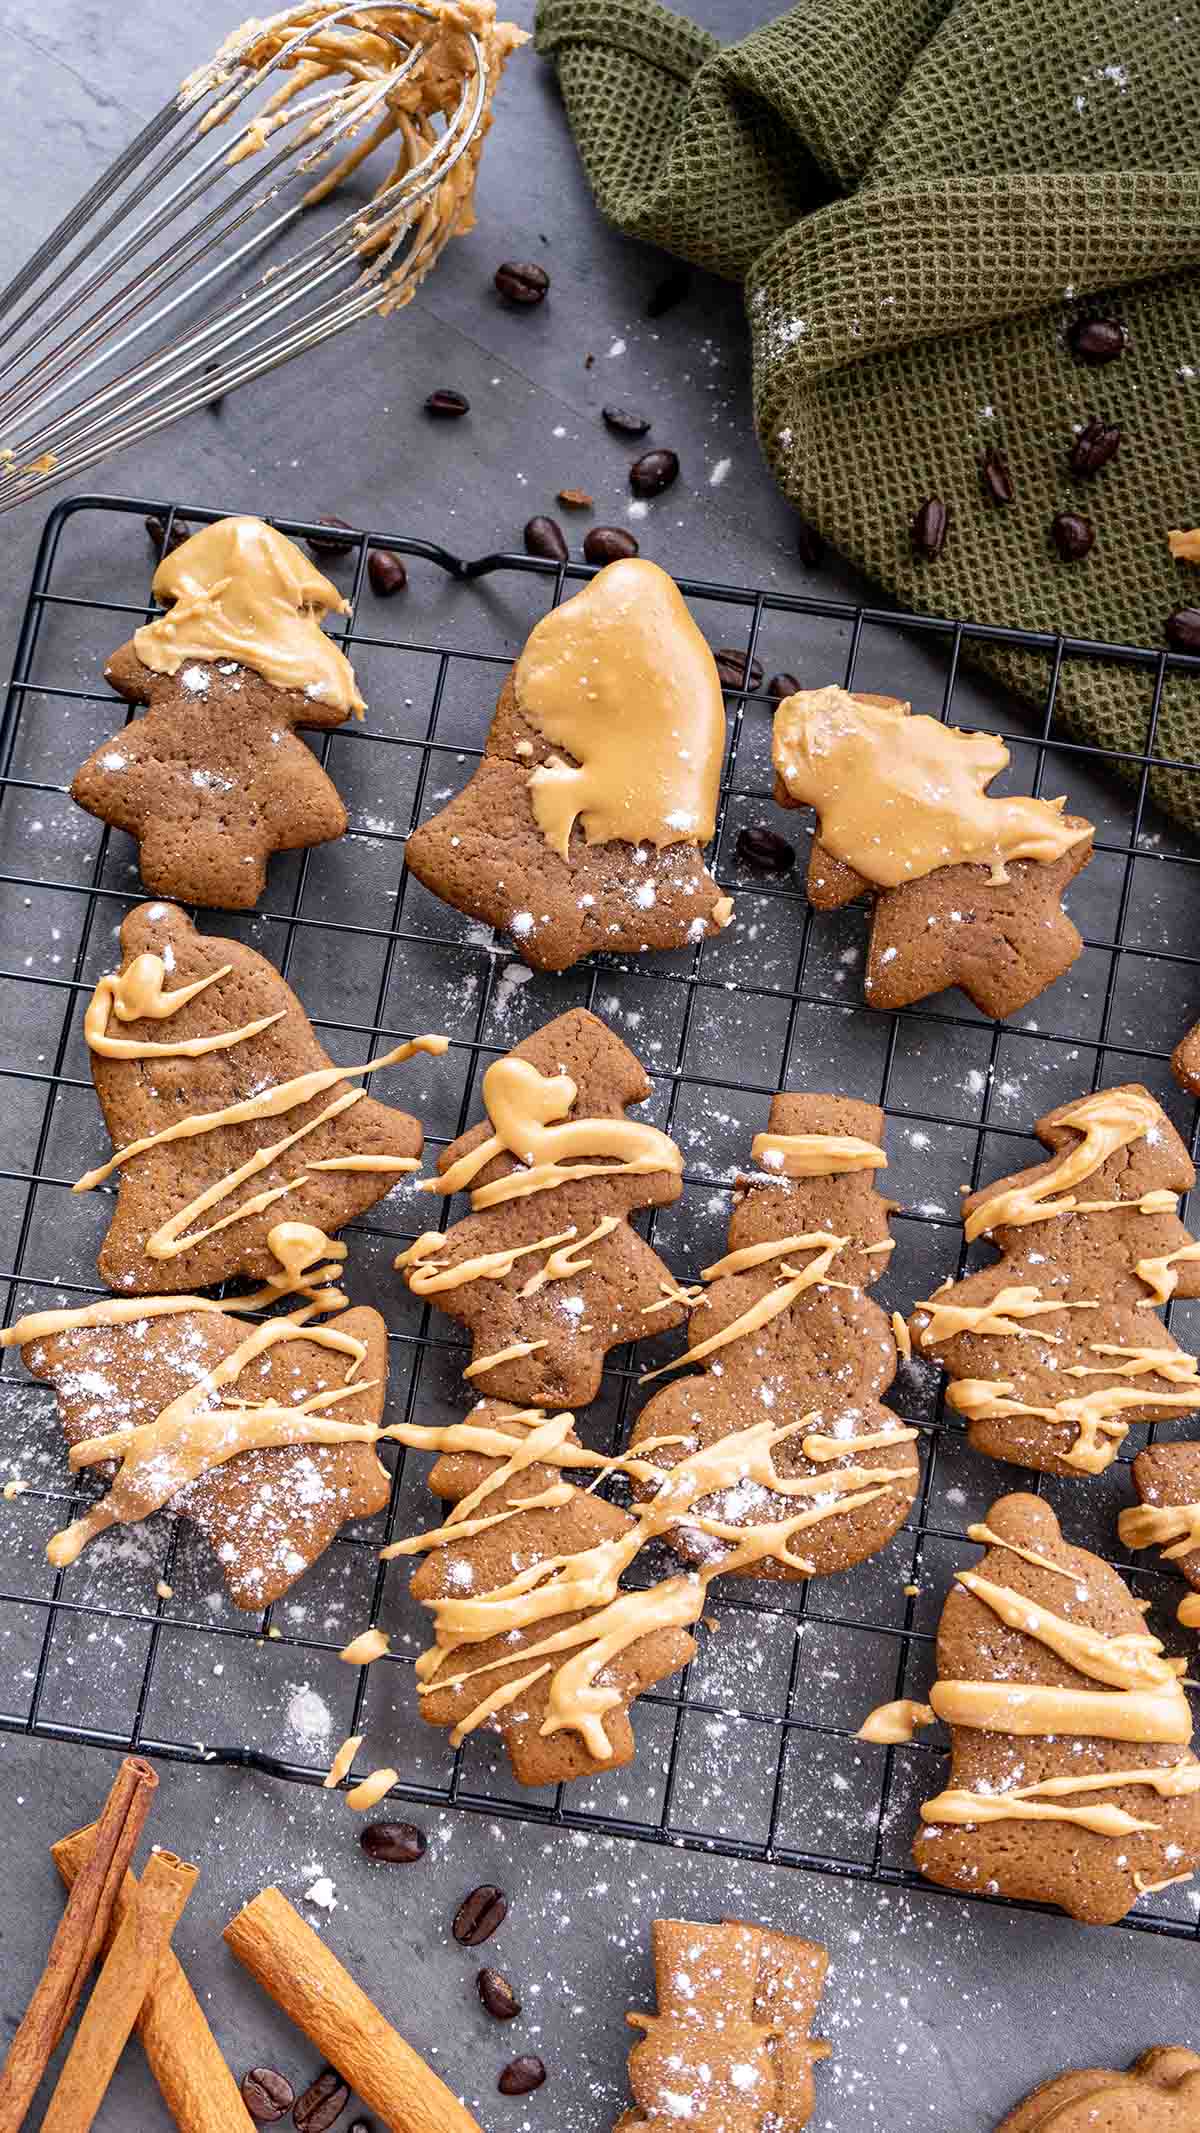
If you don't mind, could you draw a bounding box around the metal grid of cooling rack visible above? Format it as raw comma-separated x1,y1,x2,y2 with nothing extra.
3,492,1200,1940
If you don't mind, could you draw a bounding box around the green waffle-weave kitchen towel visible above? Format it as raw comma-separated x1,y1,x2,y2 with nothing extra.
535,0,1200,828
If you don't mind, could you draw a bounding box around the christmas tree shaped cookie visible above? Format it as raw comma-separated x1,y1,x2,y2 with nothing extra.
1120,1446,1200,1629
73,517,363,909
909,1085,1200,1476
395,1006,688,1405
629,1093,919,1579
772,687,1092,1017
617,1918,830,2132
80,900,442,1293
908,1494,1200,1925
995,2049,1200,2132
404,559,733,968
6,1273,390,1607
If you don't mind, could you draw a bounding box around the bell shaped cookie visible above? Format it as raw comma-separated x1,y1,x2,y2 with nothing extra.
995,2047,1200,2131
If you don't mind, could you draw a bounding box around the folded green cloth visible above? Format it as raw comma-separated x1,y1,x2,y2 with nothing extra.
536,0,1200,827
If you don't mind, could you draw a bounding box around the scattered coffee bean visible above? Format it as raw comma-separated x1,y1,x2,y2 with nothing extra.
911,496,949,561
359,1819,426,1864
367,548,407,597
478,1967,522,2020
584,525,638,564
1069,417,1121,479
602,406,651,438
646,265,689,318
557,487,593,509
736,824,796,876
424,388,470,418
348,2122,373,2133
584,352,595,369
453,1884,508,1945
767,672,800,702
524,516,568,562
1068,316,1126,367
240,2067,295,2123
630,447,679,499
979,446,1014,505
144,514,195,558
494,260,549,306
713,649,764,690
1166,607,1200,653
305,516,356,559
794,518,824,568
498,2056,546,2096
1051,510,1095,561
292,2068,349,2133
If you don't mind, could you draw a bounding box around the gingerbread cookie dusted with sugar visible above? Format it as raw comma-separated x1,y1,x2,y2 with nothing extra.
81,900,443,1293
995,2049,1200,2132
771,686,1092,1017
617,1918,830,2132
885,1494,1200,1926
1172,1019,1200,1094
396,1006,688,1405
73,517,362,909
630,1094,919,1579
909,1085,1200,1477
4,1260,389,1607
1121,1447,1200,1631
404,559,733,968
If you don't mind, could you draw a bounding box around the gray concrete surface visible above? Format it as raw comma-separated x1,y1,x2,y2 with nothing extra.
0,3,1197,2128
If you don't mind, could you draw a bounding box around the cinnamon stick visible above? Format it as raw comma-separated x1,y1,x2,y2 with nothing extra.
41,1849,197,2133
224,1887,483,2133
53,1821,257,2133
0,1755,157,2133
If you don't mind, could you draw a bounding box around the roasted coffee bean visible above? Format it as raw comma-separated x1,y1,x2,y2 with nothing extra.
979,446,1014,505
630,447,679,499
1166,607,1200,653
240,2067,295,2123
794,517,825,568
524,516,568,563
359,1819,426,1863
911,496,949,561
494,260,549,305
453,1884,507,1945
714,649,764,690
144,514,195,559
1069,316,1126,366
478,1966,522,2020
1069,417,1121,479
1051,510,1095,561
305,516,356,559
498,2056,546,2096
293,2068,349,2132
646,266,689,317
602,406,651,438
425,388,470,418
736,824,796,876
367,548,407,597
767,672,800,702
557,488,593,509
584,526,638,564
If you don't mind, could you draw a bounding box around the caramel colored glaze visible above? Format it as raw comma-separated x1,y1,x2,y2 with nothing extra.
515,560,725,857
84,954,283,1059
771,685,1088,887
749,1130,886,1177
423,1054,681,1208
134,517,364,715
963,1088,1164,1241
856,1699,935,1744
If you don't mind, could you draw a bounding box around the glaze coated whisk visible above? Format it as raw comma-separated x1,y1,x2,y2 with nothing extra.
0,3,521,513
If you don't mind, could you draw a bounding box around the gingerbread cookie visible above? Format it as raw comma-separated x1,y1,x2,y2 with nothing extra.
1121,1447,1200,1629
4,1241,389,1607
895,1494,1200,1926
630,1094,919,1579
909,1085,1200,1477
73,517,363,909
81,900,443,1293
996,2049,1200,2131
396,1007,688,1405
617,1917,829,2132
771,686,1093,1017
1171,1019,1200,1094
404,559,733,968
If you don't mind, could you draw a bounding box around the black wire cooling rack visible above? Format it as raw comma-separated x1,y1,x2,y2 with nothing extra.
3,492,1200,1942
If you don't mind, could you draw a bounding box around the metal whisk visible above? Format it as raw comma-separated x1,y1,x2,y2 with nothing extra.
0,3,495,513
